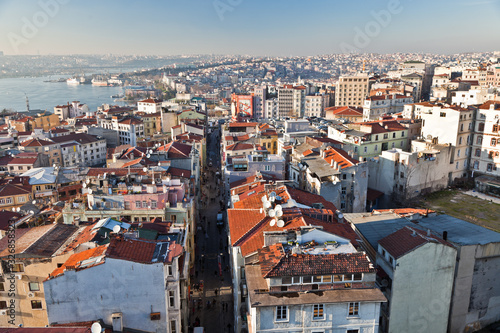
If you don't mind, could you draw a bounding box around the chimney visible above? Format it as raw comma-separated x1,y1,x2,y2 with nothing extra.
112,313,123,332
443,231,448,241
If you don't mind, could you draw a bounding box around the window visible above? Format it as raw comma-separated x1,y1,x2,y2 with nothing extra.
375,135,379,141
383,134,388,139
167,265,173,276
492,138,497,147
12,263,24,272
363,146,367,153
347,330,360,333
440,112,446,117
487,163,493,172
0,301,7,309
292,276,301,284
459,137,462,145
276,306,288,321
401,131,405,137
264,165,271,171
0,283,4,291
353,273,362,281
475,149,481,157
313,304,324,320
170,320,177,333
374,145,378,152
151,200,157,209
31,300,42,309
29,282,40,291
142,201,147,208
169,290,175,307
392,132,396,138
348,302,359,316
135,201,141,208
473,161,479,170
477,136,483,144
457,149,461,157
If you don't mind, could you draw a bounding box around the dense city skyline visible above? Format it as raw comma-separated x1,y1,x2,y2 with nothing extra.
1,0,500,56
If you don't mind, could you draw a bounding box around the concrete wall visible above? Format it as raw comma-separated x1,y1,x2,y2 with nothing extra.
388,242,457,333
44,258,169,332
449,243,500,333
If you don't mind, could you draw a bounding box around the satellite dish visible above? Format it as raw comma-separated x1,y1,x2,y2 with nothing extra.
112,225,120,233
259,208,263,214
269,196,275,203
91,322,102,333
32,200,36,205
147,154,151,158
261,195,267,203
275,204,282,211
16,207,20,212
270,219,276,227
277,220,285,228
269,209,276,217
88,189,93,194
270,191,276,198
143,167,148,172
276,210,283,217
149,149,153,154
263,201,271,209
82,183,87,188
86,179,90,184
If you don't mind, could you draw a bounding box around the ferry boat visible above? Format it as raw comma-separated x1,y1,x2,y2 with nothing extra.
67,77,80,85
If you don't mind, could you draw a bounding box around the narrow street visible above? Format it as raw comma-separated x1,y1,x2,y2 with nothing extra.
190,124,234,333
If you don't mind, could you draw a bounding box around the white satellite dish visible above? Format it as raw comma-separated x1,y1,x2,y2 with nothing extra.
16,207,20,212
82,183,87,188
269,196,275,203
269,209,276,217
277,220,285,228
86,179,90,184
112,225,120,233
32,200,36,205
148,149,153,154
88,189,93,194
276,210,283,217
261,195,267,203
270,219,276,227
147,154,151,158
275,204,282,211
263,201,271,209
259,208,263,214
91,322,102,333
143,167,148,172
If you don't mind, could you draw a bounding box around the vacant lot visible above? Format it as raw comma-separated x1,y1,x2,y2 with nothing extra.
417,190,500,233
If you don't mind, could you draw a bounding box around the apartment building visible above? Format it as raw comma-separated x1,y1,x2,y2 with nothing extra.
137,98,163,114
335,73,369,107
363,94,413,121
51,133,107,167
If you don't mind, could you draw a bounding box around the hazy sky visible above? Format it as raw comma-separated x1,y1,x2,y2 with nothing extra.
1,0,500,56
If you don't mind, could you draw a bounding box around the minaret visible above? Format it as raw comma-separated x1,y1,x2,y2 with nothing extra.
25,94,29,112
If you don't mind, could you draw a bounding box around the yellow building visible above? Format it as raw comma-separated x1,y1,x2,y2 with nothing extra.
0,180,32,211
32,114,61,131
19,138,62,167
135,111,161,138
258,126,278,154
0,224,81,327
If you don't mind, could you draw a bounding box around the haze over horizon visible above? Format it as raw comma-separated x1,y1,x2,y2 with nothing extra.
1,0,500,56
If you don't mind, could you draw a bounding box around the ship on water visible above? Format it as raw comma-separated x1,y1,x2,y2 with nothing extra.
67,76,91,85
91,75,109,86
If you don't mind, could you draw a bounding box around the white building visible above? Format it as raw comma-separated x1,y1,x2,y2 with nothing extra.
305,94,324,118
137,98,163,114
363,94,413,121
99,116,145,146
471,101,500,176
51,133,107,167
54,101,90,120
245,228,385,333
265,98,278,119
418,104,474,180
44,236,185,333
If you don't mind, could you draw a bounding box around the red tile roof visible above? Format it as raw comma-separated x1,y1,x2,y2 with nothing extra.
479,100,500,110
20,137,55,147
323,146,358,169
105,236,182,264
119,117,143,125
121,157,143,168
0,183,32,197
157,141,192,158
378,226,452,259
87,168,148,177
325,106,363,116
228,122,258,128
226,142,253,151
258,243,374,278
138,98,163,103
